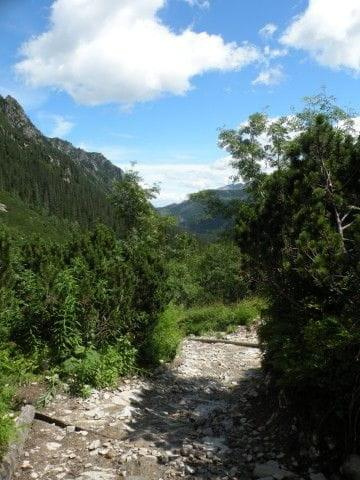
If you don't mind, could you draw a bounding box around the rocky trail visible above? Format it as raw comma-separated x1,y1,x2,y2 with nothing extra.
13,327,323,480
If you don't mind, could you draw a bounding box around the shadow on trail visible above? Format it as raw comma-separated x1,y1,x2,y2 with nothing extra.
126,363,265,478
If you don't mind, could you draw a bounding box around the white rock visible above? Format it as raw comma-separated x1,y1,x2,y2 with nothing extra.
88,439,101,450
46,442,62,451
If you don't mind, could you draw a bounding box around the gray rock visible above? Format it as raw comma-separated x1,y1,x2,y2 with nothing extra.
342,455,360,480
88,439,101,451
253,461,295,479
310,474,327,480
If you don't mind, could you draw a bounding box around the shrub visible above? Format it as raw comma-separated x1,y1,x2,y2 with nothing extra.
145,305,185,365
61,337,137,396
0,345,39,455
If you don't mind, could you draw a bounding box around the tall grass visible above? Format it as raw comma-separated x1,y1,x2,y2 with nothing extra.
145,305,185,365
182,297,266,336
146,297,266,365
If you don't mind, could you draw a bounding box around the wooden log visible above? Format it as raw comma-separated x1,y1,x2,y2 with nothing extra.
0,405,35,480
187,337,260,348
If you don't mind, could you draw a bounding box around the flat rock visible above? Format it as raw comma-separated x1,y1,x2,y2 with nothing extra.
254,461,295,479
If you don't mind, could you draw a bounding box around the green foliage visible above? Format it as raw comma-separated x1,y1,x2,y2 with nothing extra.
182,297,264,336
0,345,39,455
109,171,159,239
196,242,249,304
164,236,251,307
0,169,168,452
0,222,167,359
145,305,185,365
222,95,360,456
62,338,137,396
0,190,76,242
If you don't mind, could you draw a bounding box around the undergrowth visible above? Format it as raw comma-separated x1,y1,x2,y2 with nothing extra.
182,297,266,336
0,345,39,456
146,297,265,365
145,305,185,365
61,337,137,397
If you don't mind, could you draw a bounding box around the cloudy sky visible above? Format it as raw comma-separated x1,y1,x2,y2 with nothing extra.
1,0,360,205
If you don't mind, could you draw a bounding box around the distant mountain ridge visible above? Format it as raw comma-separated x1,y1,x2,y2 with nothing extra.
0,95,123,234
158,183,247,239
0,95,123,189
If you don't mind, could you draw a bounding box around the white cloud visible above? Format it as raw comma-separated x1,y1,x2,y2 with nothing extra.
252,65,285,86
121,157,235,206
263,45,287,59
282,0,360,72
352,116,360,133
16,0,260,106
184,0,210,8
77,142,137,163
49,114,74,137
259,23,278,38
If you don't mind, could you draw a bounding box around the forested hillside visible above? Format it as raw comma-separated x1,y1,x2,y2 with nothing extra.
0,95,122,232
158,184,246,239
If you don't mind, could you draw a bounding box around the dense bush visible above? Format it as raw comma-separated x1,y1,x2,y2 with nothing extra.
61,337,137,396
0,345,39,455
220,97,360,458
145,305,185,365
164,235,250,307
0,225,166,359
0,173,169,452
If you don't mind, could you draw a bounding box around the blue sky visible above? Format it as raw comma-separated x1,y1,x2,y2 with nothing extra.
1,0,360,205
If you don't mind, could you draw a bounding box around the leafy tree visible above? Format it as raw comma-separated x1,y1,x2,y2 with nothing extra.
218,95,360,460
109,170,159,239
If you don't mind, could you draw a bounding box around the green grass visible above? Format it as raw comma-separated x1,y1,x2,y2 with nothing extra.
0,190,75,242
146,297,266,365
145,305,185,365
182,297,266,336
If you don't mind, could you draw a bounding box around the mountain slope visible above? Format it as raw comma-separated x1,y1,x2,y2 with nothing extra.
158,184,247,239
0,190,76,242
0,95,123,232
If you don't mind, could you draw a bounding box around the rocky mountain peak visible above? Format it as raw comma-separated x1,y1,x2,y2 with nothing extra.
0,94,123,188
50,137,123,187
0,95,42,141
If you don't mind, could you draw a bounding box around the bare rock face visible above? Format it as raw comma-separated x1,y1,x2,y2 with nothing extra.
50,138,123,188
0,96,42,141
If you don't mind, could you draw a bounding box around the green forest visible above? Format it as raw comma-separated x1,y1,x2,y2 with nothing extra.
0,94,359,474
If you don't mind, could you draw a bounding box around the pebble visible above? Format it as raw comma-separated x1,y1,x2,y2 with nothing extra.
88,439,101,450
14,328,324,480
